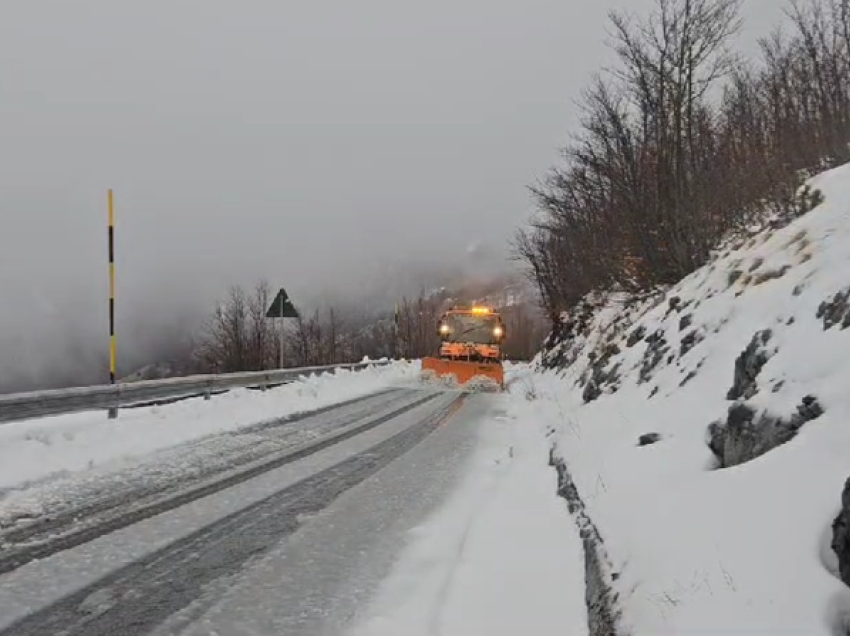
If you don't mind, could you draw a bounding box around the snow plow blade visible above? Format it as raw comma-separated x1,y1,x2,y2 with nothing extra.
420,357,504,391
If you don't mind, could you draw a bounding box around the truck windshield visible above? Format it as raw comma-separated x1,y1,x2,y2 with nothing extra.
442,314,501,344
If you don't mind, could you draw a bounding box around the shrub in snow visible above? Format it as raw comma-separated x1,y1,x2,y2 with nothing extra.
582,344,623,403
625,324,646,347
637,328,670,385
541,297,605,370
678,328,703,357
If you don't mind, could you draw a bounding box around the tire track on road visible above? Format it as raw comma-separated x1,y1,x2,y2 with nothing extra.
0,393,465,636
0,389,437,576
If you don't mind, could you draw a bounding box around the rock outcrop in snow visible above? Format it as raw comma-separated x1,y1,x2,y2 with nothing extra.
533,162,850,634
550,451,621,636
707,395,824,469
832,478,850,588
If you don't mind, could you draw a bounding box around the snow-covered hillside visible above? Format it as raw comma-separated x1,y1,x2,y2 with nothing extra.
523,162,850,634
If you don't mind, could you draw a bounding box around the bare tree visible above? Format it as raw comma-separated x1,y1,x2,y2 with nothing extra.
394,291,443,359
326,307,341,363
517,0,850,326
193,280,284,373
499,303,549,361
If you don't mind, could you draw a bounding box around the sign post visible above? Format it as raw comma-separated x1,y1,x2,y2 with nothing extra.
266,287,299,369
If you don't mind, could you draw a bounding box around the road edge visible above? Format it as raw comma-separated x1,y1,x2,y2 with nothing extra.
549,449,625,636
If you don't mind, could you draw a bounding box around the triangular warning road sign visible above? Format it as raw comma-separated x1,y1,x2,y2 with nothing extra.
266,287,299,318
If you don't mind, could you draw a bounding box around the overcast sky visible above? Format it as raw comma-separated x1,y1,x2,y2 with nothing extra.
0,0,785,389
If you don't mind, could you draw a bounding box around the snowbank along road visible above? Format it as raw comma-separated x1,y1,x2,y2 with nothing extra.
0,384,487,635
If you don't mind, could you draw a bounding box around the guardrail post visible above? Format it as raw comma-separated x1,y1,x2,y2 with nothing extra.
204,378,213,400
108,385,119,419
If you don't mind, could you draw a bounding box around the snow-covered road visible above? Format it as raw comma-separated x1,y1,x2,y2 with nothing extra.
0,374,588,636
0,387,459,632
0,387,436,567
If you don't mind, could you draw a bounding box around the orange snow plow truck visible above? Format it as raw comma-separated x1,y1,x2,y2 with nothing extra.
421,306,506,389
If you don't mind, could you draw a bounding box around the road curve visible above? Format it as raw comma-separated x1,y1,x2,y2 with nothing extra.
0,387,485,635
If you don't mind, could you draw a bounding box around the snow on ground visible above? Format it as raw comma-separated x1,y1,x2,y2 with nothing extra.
0,391,465,633
347,365,588,636
520,162,850,634
6,160,850,636
0,361,420,493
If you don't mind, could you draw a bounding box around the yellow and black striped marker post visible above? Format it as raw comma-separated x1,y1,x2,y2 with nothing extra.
108,189,117,419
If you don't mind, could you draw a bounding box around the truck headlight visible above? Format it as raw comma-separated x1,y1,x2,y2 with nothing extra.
493,326,503,337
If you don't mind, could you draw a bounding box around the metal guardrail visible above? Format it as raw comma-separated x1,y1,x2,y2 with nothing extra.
0,360,393,425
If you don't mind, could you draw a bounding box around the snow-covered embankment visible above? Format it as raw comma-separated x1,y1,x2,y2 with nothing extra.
526,162,850,634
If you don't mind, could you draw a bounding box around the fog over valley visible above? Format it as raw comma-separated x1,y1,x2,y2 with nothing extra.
0,0,784,392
